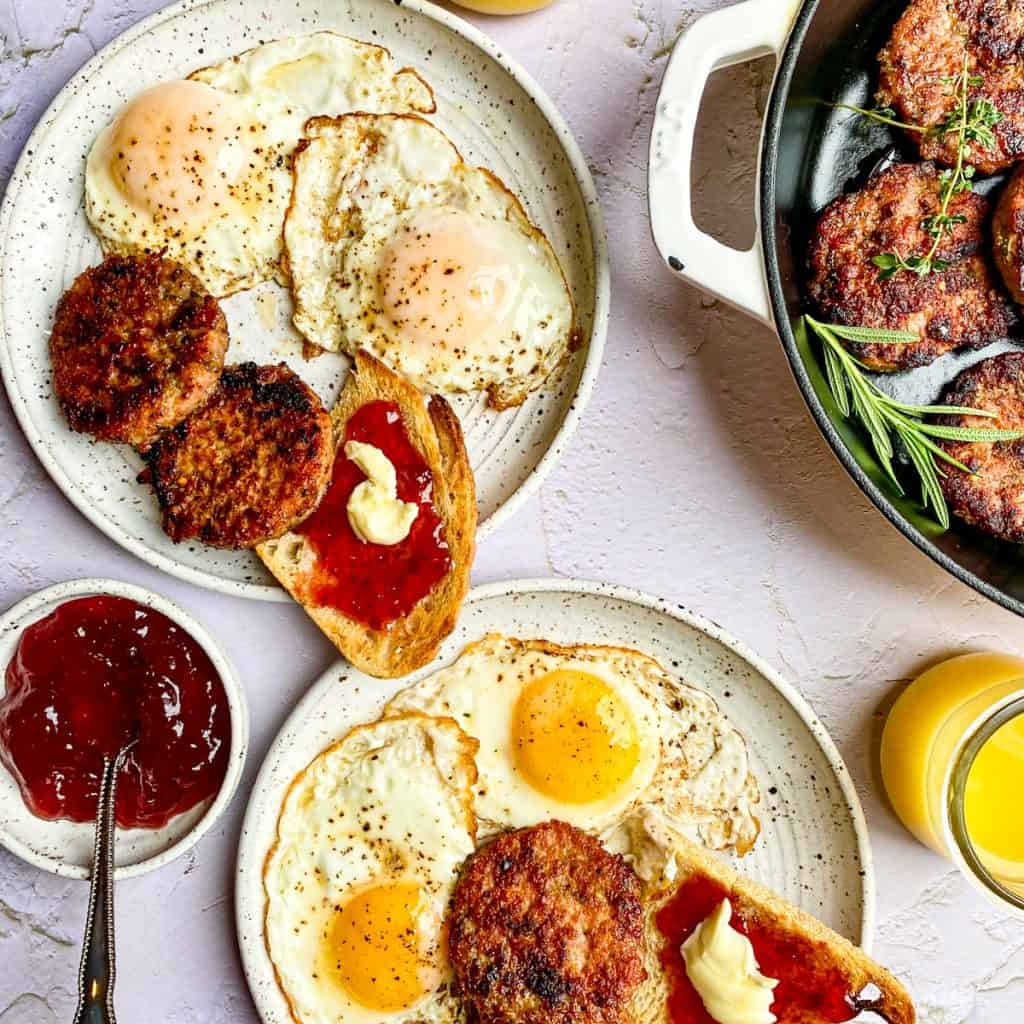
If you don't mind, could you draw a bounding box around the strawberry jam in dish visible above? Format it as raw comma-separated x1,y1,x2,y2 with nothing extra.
295,400,451,630
656,875,892,1023
0,595,230,829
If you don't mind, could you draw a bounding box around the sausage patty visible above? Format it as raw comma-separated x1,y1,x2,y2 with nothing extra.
935,350,1024,541
50,254,228,447
141,362,333,549
448,821,645,1024
992,164,1024,304
877,0,1024,174
806,163,1015,371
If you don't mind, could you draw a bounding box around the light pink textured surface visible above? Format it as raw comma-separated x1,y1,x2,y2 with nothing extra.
0,1,1021,1020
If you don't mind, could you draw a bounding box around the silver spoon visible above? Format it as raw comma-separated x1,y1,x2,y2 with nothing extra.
72,740,136,1024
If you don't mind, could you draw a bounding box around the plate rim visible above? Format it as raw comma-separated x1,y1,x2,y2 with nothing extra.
234,575,875,1023
0,0,610,602
0,576,249,880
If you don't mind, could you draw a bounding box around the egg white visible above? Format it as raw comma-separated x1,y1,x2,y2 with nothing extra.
384,635,761,852
284,113,575,406
263,713,477,1024
84,33,434,296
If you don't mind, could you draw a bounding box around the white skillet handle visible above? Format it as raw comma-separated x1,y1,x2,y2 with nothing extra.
648,0,798,326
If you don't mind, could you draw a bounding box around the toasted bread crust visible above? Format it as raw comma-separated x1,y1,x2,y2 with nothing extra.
632,815,915,1024
257,350,476,677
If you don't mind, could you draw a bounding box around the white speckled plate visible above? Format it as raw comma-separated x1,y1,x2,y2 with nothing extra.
0,0,607,601
235,578,874,1023
0,578,248,880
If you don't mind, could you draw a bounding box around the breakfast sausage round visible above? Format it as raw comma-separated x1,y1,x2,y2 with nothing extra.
806,163,1014,371
50,253,228,447
877,0,1024,175
935,351,1024,542
992,164,1024,304
141,362,334,549
448,820,646,1024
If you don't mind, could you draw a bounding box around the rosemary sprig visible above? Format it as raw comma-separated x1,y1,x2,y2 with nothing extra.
804,315,1024,527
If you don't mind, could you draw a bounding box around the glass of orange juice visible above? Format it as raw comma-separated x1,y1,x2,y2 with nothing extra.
881,652,1024,913
448,0,556,13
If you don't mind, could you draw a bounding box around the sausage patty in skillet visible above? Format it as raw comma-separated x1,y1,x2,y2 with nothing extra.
806,163,1015,371
877,0,1024,175
50,253,228,447
935,350,1024,542
141,362,333,549
992,164,1024,304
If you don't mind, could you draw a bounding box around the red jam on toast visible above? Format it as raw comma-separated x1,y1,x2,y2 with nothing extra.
295,400,451,630
656,874,888,1024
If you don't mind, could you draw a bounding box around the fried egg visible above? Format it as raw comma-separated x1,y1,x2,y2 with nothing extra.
263,713,477,1024
384,635,761,852
284,114,575,407
84,34,434,296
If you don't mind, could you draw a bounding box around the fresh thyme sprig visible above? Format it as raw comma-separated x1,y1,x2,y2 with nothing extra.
804,315,1024,527
826,102,925,135
827,57,1001,280
871,58,1000,279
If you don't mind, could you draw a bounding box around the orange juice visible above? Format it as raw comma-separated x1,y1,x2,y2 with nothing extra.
449,0,556,12
964,714,1024,888
881,652,1024,909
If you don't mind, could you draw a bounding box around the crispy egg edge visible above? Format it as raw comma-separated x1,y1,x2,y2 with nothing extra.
283,111,578,408
261,710,480,1024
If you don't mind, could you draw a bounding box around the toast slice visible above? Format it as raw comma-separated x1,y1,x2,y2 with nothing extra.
257,350,476,678
621,811,915,1024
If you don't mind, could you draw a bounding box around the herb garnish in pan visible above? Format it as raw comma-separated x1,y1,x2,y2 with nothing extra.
804,316,1024,528
829,55,1001,281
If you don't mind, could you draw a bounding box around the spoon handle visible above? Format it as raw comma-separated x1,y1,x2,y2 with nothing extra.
72,746,130,1024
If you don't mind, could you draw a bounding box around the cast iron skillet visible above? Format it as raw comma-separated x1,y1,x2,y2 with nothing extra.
650,0,1024,617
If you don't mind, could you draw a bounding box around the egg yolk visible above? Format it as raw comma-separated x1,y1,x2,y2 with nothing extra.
379,211,525,353
105,80,242,229
322,881,430,1012
512,669,641,804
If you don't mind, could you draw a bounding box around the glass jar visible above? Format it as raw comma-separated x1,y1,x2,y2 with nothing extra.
881,652,1024,913
448,0,556,13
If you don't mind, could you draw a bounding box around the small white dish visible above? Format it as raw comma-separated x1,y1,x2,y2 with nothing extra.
0,0,608,601
235,577,874,1023
0,578,248,880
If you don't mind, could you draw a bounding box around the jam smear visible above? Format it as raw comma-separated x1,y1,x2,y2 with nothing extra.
295,400,451,630
0,595,230,829
656,874,877,1024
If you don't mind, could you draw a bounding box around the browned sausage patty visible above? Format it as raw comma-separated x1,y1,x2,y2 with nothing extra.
50,254,228,447
141,362,333,548
877,0,1024,174
449,821,645,1024
935,351,1024,541
993,164,1024,304
806,163,1015,371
